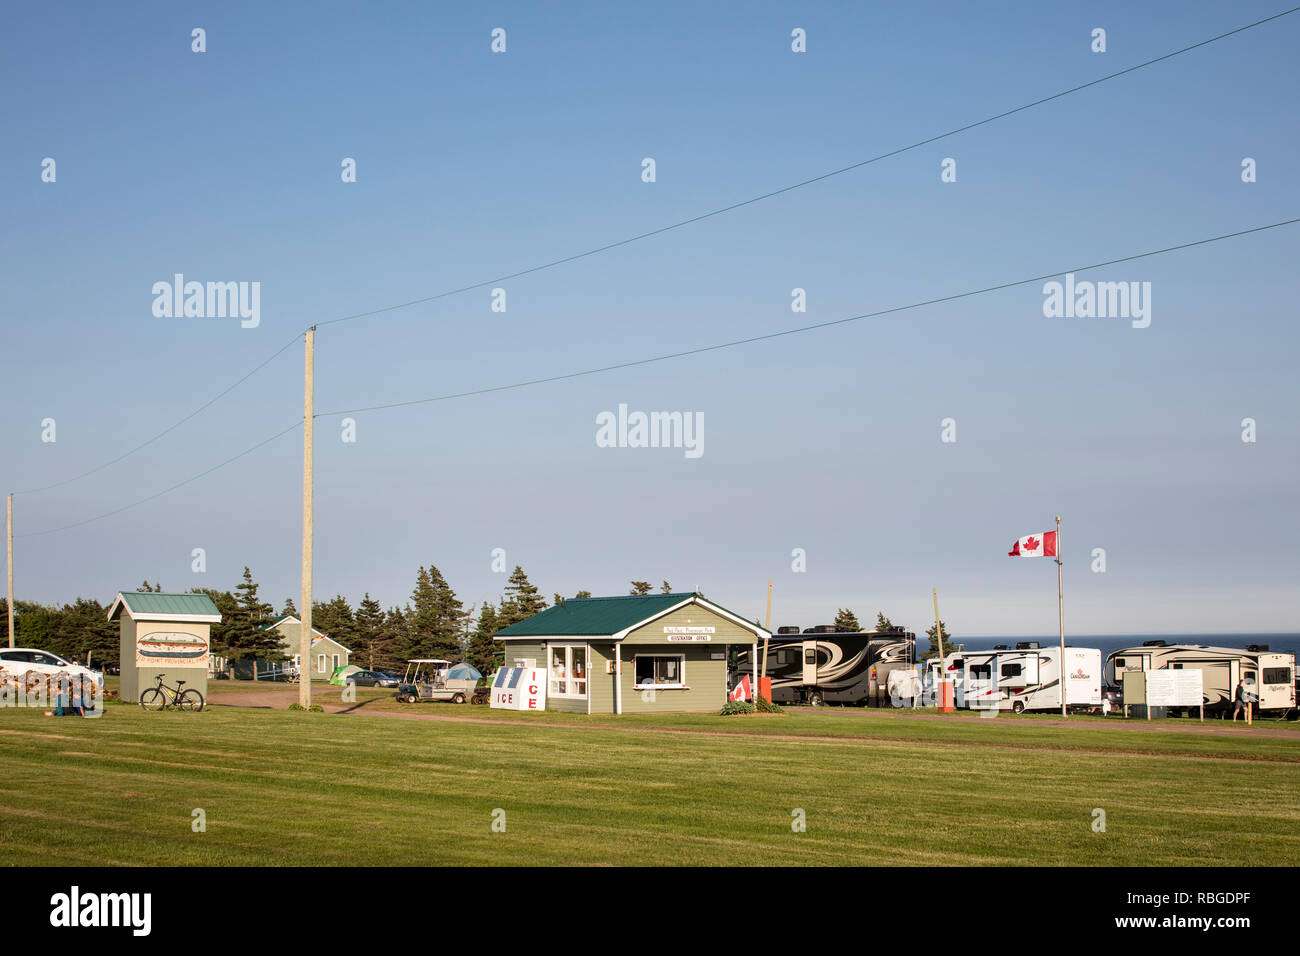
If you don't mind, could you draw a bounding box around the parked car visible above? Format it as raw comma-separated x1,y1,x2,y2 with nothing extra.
347,669,400,688
0,648,103,685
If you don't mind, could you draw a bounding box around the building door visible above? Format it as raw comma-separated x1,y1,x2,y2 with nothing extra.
802,641,818,685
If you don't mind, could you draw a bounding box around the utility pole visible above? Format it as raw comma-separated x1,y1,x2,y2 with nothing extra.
6,494,13,648
932,587,944,661
299,328,315,709
758,578,772,702
1056,515,1066,717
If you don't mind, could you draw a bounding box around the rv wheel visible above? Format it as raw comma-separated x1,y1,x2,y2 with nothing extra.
1012,701,1025,715
807,693,823,707
452,693,465,704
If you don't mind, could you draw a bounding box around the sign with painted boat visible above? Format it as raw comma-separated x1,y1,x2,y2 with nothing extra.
136,631,209,667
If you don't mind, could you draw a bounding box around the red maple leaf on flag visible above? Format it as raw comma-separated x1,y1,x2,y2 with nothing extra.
1024,536,1039,551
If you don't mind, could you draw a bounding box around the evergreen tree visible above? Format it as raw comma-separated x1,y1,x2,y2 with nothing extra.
875,612,895,632
312,595,358,652
660,581,672,593
497,566,546,630
574,590,592,599
407,565,465,658
188,587,239,658
382,606,412,671
467,603,499,675
629,581,652,595
922,620,953,660
232,567,279,676
281,596,298,617
354,593,387,670
833,608,862,632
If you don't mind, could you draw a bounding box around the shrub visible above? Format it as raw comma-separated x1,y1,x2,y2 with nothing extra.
719,700,756,716
755,695,785,714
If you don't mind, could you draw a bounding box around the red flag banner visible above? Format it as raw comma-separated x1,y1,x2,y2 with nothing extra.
1008,530,1058,557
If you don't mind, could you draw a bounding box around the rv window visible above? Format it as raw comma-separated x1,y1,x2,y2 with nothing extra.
1263,667,1292,686
1172,663,1183,670
1000,663,1022,678
805,649,816,665
969,664,992,679
634,654,685,689
951,659,963,669
1114,658,1125,668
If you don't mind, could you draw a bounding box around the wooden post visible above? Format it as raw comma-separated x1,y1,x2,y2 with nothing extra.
1056,515,1066,717
760,578,772,700
932,588,944,661
299,328,315,709
6,494,13,648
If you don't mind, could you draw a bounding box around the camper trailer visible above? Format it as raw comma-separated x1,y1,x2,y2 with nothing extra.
929,644,1102,714
1104,643,1295,715
734,625,915,706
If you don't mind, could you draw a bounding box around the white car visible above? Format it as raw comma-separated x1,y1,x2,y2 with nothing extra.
0,647,103,686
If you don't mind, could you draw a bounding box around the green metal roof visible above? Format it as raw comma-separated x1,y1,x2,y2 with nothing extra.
495,592,702,638
109,591,221,619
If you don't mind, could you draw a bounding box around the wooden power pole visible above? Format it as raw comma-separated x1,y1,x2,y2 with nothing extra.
299,328,315,708
760,578,772,700
6,493,13,648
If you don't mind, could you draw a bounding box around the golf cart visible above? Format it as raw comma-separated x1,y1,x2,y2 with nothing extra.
397,659,483,704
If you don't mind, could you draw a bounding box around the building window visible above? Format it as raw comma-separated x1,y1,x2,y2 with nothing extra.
317,654,326,672
634,654,685,689
332,654,340,671
548,645,587,698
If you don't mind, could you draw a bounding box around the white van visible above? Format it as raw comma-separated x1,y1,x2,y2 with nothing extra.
0,648,103,686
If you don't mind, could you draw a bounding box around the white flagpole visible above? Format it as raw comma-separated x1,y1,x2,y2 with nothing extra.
1056,515,1065,717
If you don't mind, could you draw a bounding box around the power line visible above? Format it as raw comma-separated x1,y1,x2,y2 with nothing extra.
15,216,1298,536
319,217,1299,417
314,6,1299,331
12,8,1293,497
14,331,303,496
17,421,302,538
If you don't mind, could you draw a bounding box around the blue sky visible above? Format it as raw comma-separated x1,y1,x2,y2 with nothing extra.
2,1,1297,637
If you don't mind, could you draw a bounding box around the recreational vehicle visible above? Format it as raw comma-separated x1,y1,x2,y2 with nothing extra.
1104,643,1295,715
928,644,1102,714
734,625,915,706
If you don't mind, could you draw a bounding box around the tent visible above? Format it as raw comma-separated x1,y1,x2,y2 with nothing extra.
329,664,363,686
446,663,483,682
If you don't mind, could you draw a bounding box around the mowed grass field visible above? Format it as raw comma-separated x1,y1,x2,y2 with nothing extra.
1,694,1298,866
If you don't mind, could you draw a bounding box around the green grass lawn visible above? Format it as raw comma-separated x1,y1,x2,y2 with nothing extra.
1,700,1297,866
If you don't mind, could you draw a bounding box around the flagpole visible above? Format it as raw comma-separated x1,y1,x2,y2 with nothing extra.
1056,515,1065,717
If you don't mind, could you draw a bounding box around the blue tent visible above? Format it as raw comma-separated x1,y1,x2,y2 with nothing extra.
446,663,483,681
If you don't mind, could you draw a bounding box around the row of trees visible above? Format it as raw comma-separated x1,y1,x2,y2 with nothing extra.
4,574,954,671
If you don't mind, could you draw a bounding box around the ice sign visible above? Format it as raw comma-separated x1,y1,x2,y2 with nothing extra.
490,666,547,711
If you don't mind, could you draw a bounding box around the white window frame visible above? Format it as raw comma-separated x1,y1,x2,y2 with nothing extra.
317,654,326,672
331,653,340,671
548,644,589,699
633,653,686,690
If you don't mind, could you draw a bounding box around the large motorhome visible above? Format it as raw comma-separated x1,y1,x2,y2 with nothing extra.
734,625,915,706
1104,642,1295,715
927,644,1102,713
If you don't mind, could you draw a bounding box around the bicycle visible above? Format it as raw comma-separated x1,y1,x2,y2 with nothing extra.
139,673,205,712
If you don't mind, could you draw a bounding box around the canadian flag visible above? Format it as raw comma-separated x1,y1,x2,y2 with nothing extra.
729,674,752,702
1008,530,1057,557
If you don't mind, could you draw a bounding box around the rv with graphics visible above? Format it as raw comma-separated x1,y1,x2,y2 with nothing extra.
1104,642,1295,715
927,644,1102,714
734,625,915,706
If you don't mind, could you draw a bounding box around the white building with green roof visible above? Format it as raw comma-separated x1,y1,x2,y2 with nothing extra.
494,591,768,714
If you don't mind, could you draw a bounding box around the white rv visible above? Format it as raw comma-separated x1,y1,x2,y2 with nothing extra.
928,644,1102,714
1104,642,1295,715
